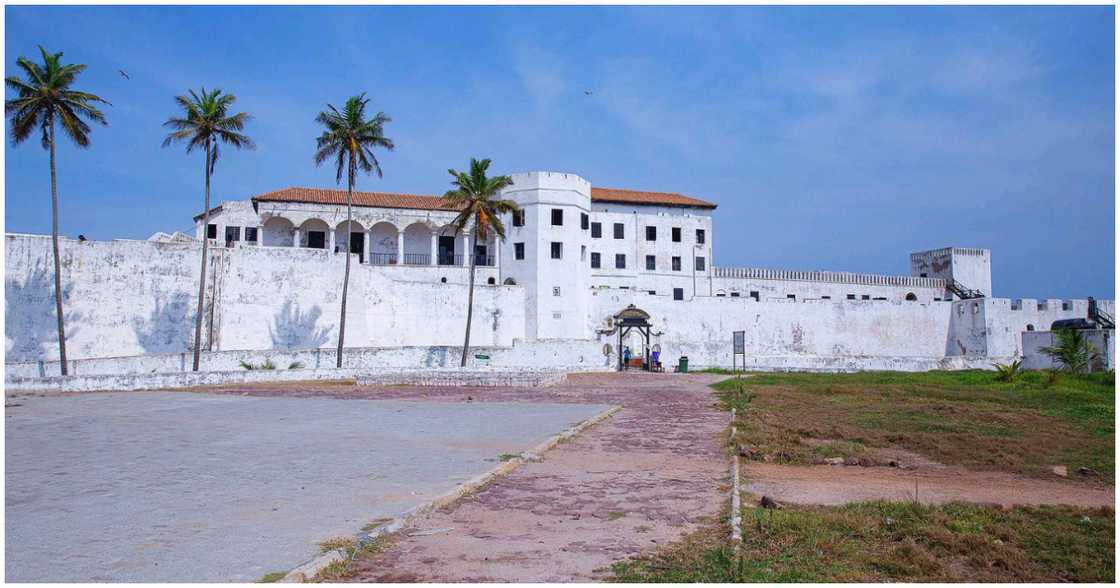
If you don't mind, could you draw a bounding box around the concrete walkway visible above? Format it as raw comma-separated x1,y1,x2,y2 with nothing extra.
5,391,610,582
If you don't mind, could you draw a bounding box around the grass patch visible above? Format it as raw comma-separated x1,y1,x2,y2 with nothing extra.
714,370,1115,481
497,453,521,462
311,533,397,582
360,517,394,533
607,511,627,521
258,571,287,583
611,500,1114,582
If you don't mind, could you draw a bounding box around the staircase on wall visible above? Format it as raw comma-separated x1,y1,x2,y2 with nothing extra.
946,279,985,300
1090,304,1115,329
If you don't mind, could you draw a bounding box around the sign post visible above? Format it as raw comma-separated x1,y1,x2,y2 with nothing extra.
732,330,745,377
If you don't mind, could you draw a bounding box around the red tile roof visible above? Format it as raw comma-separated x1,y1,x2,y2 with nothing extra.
250,185,716,211
589,187,716,209
253,187,459,211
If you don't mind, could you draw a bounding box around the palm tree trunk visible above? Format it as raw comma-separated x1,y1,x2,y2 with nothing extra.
191,138,212,371
48,117,68,376
460,230,477,367
336,170,354,368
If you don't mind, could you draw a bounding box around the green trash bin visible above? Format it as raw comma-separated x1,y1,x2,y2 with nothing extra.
679,356,689,373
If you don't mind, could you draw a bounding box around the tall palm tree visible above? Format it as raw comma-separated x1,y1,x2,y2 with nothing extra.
313,93,393,368
443,158,519,367
5,46,110,375
162,88,254,371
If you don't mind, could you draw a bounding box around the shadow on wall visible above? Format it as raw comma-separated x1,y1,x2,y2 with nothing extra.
132,293,193,354
5,263,81,361
269,301,333,349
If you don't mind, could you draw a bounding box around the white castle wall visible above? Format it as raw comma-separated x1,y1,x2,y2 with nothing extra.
709,268,948,303
5,234,523,362
588,289,956,368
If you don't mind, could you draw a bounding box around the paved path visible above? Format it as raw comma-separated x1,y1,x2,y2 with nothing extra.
275,372,729,583
5,391,610,582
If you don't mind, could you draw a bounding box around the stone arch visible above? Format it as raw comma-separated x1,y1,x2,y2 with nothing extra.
262,217,295,247
298,218,330,249
503,277,517,286
1026,324,1035,331
402,222,433,265
905,292,918,301
369,221,399,265
334,220,366,258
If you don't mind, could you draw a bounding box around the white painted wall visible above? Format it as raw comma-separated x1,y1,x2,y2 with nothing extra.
5,234,521,362
1022,329,1115,371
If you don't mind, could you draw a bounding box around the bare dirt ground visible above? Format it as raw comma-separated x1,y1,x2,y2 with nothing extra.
199,371,730,582
744,460,1115,508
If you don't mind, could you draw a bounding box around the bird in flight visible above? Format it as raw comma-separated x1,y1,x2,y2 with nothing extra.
584,90,593,96
118,69,130,80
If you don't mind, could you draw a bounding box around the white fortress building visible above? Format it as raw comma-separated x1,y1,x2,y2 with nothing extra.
5,170,1115,376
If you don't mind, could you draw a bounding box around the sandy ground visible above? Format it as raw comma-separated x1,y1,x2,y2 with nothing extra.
278,372,732,583
744,461,1115,508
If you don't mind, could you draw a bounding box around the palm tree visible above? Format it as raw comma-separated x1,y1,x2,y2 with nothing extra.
5,46,110,375
442,158,519,367
162,88,254,371
313,93,393,368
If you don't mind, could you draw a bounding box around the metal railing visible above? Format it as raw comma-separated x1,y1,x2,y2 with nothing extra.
438,254,463,266
473,255,495,267
402,253,431,265
369,253,398,265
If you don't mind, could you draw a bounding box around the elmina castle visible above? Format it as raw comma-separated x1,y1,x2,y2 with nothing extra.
5,170,1115,376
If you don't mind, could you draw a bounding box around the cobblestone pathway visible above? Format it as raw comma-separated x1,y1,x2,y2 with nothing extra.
317,372,732,582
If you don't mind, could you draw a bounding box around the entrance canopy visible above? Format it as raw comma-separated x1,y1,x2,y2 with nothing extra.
614,305,654,370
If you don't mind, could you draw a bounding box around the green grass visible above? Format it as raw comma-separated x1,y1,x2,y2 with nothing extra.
713,369,1115,480
610,501,1115,582
258,571,287,583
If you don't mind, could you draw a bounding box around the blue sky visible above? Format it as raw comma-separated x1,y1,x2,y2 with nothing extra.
5,5,1114,298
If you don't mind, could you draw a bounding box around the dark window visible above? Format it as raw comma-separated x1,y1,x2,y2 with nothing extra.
513,210,525,227
550,242,562,259
591,222,602,238
673,288,684,301
919,272,928,278
225,226,241,243
590,252,601,269
307,231,326,249
750,291,759,301
672,256,682,271
615,254,626,269
695,256,706,271
1026,324,1035,331
581,213,589,230
244,227,258,242
730,292,741,298
514,242,525,260
787,294,796,300
847,294,856,300
551,209,563,226
613,223,624,239
645,255,656,270
487,277,496,285
648,290,656,295
672,227,681,242
821,295,831,300
206,224,217,239
861,294,870,300
645,226,656,241
905,292,918,301
696,229,706,244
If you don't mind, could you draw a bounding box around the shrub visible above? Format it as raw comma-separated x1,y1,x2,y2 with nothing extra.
288,361,305,370
993,359,1022,382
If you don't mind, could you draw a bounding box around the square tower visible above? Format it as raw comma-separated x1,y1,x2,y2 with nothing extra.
499,172,592,340
910,247,992,297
